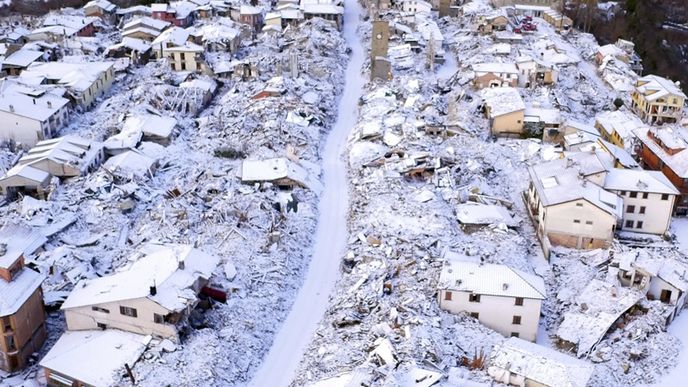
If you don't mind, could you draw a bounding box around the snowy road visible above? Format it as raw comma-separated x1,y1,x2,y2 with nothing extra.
248,1,365,386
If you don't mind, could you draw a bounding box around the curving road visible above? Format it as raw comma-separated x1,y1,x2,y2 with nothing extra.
248,1,365,386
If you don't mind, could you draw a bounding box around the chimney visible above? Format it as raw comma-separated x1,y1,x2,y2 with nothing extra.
47,101,52,108
178,260,185,270
502,283,509,291
0,243,6,256
149,283,157,296
33,98,36,105
9,104,14,112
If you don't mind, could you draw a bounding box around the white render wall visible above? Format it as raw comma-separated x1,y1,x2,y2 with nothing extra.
0,111,44,147
612,190,675,235
543,199,616,242
438,290,541,341
64,297,178,340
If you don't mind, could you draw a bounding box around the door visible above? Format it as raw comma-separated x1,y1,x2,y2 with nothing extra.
661,289,673,303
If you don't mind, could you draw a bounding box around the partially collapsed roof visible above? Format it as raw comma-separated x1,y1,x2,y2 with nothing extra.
61,244,220,313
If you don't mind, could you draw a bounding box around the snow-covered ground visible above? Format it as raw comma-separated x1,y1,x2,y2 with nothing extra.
248,1,366,385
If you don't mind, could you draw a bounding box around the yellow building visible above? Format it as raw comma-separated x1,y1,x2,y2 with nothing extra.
631,75,686,124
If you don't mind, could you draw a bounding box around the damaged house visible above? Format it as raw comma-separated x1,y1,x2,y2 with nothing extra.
0,136,104,199
0,79,70,148
239,157,322,192
0,223,48,373
610,250,688,325
481,87,525,137
630,75,686,125
488,337,594,387
526,152,622,251
471,62,518,89
438,256,546,342
60,244,220,342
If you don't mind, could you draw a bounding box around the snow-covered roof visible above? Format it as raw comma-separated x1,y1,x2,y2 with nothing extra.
106,37,151,54
0,267,44,317
471,62,517,74
167,41,204,53
303,4,344,14
455,202,518,228
524,106,561,125
594,109,644,145
117,5,153,16
0,79,69,122
635,126,688,178
603,168,678,195
528,152,622,217
62,244,220,312
615,250,688,292
489,337,594,387
152,26,190,47
3,48,43,68
0,222,47,269
84,0,116,12
597,139,638,169
40,330,151,387
180,78,217,93
635,74,686,101
123,16,171,33
481,87,525,117
597,43,625,59
438,259,546,300
42,14,98,31
240,157,322,192
103,149,156,179
20,61,113,93
151,3,171,12
189,22,240,42
240,5,262,14
18,135,102,175
557,279,645,356
0,164,51,188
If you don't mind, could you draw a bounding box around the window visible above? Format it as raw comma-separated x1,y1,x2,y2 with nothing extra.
510,332,520,338
91,306,110,314
662,194,670,201
586,221,593,225
639,206,646,214
576,203,583,207
444,291,453,301
512,315,522,325
573,219,581,224
154,314,166,324
470,312,479,319
5,335,16,351
620,191,626,196
630,192,638,198
643,193,649,199
517,120,522,123
636,221,644,229
119,306,138,318
515,297,524,306
469,294,481,303
626,205,635,213
1,317,11,333
97,323,107,329
625,220,634,228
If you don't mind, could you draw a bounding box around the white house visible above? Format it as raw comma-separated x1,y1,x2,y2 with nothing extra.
437,257,546,342
472,62,519,89
239,157,323,192
611,250,688,325
60,244,220,341
0,79,70,147
603,169,678,235
488,337,594,387
526,152,622,250
399,0,432,14
40,329,150,387
19,62,115,109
